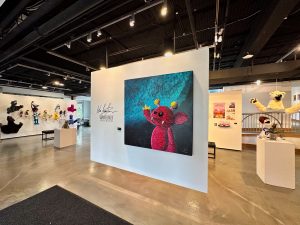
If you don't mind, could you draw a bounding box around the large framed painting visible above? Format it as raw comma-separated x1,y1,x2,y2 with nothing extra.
125,71,193,156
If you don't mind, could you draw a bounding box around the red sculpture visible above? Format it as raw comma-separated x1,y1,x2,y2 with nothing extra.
67,104,76,112
143,99,188,152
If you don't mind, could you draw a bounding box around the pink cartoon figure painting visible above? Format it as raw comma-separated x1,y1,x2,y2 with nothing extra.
143,99,188,152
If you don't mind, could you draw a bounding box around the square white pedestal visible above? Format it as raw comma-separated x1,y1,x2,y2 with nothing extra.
256,138,295,189
54,128,77,148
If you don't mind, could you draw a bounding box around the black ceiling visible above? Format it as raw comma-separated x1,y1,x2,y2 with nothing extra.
0,0,300,95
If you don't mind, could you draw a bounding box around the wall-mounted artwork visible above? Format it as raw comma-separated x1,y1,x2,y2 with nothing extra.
0,116,23,134
213,103,225,118
31,101,39,125
125,71,193,156
226,102,236,120
7,100,23,114
218,121,230,128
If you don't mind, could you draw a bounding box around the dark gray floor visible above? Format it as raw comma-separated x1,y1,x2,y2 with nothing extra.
0,128,299,225
0,185,132,225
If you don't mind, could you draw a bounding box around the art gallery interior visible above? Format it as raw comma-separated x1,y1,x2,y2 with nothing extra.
0,0,300,224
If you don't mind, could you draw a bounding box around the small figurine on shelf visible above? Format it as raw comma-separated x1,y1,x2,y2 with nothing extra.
31,101,39,125
68,114,78,125
24,110,30,118
67,104,76,112
19,110,24,118
55,104,60,112
42,110,48,121
53,111,60,120
62,120,69,129
33,112,39,125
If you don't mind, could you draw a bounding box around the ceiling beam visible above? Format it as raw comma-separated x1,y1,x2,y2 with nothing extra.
46,50,99,71
0,0,106,65
185,0,198,49
19,57,90,79
5,64,91,83
0,0,32,34
210,69,300,86
51,0,164,51
233,0,300,67
210,60,300,84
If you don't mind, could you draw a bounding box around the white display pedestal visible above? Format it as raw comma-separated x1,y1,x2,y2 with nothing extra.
54,128,77,148
256,138,295,189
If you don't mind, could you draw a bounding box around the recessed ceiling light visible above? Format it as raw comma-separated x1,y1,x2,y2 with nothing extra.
42,86,48,89
256,80,261,85
242,52,254,59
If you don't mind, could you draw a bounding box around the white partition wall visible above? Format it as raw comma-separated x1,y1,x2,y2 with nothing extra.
91,49,209,192
0,93,69,139
209,90,242,150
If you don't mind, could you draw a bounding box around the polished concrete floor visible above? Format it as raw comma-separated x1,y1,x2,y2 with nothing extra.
0,128,299,225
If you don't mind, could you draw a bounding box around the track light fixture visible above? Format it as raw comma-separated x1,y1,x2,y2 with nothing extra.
79,80,82,84
218,28,224,35
242,52,254,59
217,35,222,43
65,41,71,49
97,29,102,37
129,14,135,27
161,0,168,17
42,86,48,90
87,33,92,42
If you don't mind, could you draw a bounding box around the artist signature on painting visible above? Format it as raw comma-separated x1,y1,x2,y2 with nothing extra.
96,103,117,122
